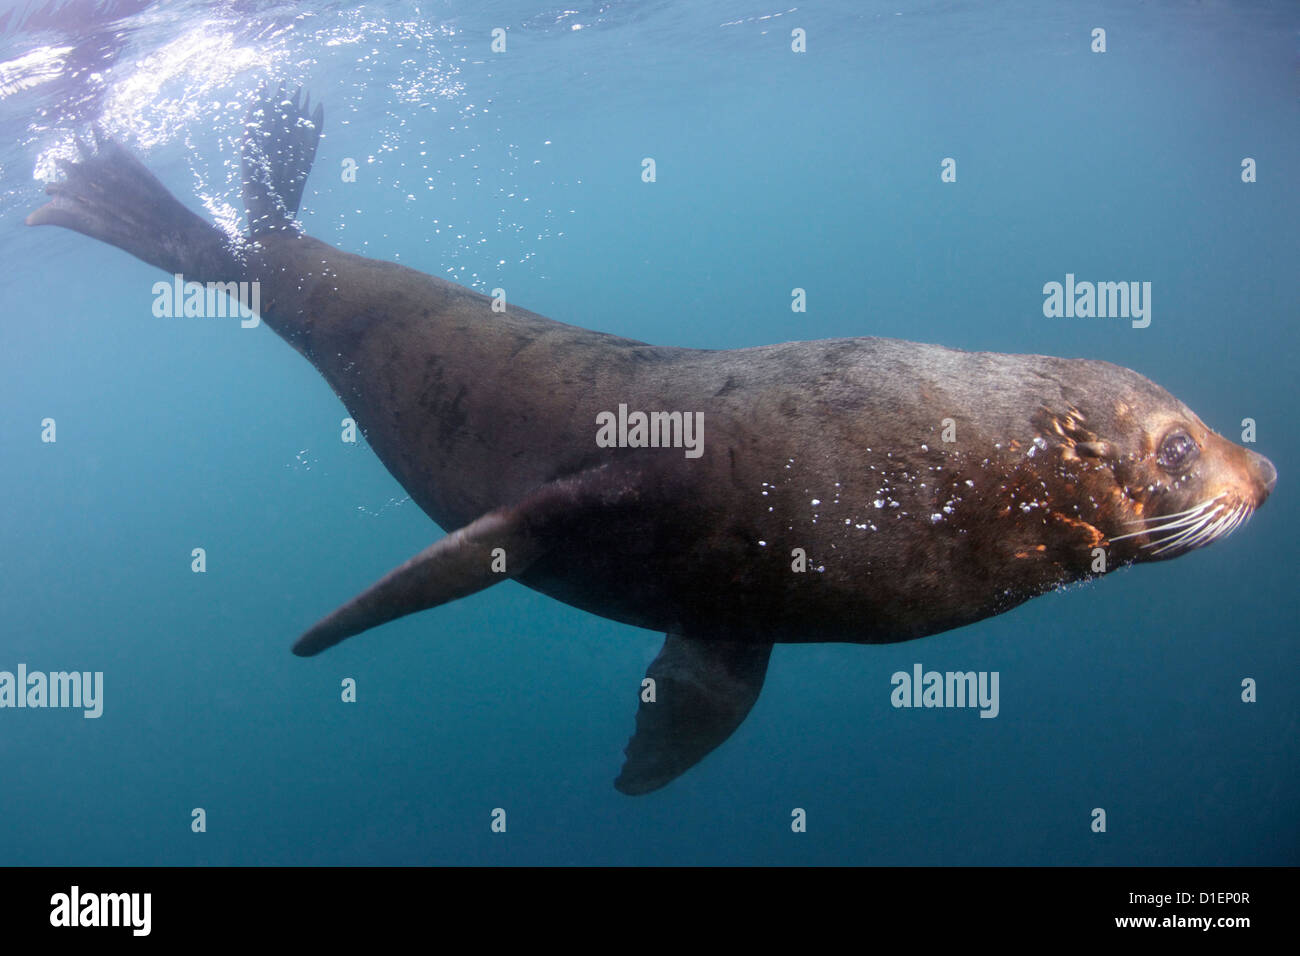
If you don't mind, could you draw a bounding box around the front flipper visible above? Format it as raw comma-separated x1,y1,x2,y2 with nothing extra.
615,634,774,795
293,467,629,656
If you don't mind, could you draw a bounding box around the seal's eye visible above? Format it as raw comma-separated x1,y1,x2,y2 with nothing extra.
1157,429,1198,472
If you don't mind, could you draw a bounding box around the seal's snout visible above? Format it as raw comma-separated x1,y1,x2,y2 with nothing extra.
1248,450,1277,506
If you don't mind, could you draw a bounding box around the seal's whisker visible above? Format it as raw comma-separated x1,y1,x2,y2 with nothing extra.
1186,513,1231,547
1191,509,1238,548
1152,504,1238,555
1219,503,1252,541
1181,505,1232,543
1119,500,1219,526
1116,512,1206,533
1221,502,1243,529
1150,529,1203,555
1148,523,1208,554
1109,519,1200,543
1232,504,1254,534
1144,503,1228,554
1109,505,1218,542
1111,502,1221,541
1141,523,1199,552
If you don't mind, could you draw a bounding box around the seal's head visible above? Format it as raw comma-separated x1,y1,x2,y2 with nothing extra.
1038,359,1276,563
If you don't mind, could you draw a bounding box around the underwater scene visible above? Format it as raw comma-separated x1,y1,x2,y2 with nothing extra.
0,0,1296,866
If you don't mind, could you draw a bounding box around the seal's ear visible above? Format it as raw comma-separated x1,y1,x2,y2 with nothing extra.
1075,441,1116,460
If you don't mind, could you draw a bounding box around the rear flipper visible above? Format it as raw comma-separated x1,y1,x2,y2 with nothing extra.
26,133,241,280
242,84,323,236
26,81,323,272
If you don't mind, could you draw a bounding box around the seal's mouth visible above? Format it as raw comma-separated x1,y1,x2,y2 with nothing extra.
1108,495,1257,557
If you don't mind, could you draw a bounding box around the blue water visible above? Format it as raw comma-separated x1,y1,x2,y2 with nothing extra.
0,0,1295,865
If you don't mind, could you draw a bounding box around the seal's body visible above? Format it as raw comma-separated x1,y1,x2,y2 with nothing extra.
29,91,1276,793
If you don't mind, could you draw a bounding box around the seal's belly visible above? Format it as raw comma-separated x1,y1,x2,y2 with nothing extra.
513,486,1032,646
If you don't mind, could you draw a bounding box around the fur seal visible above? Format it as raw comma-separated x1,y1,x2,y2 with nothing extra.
27,89,1276,794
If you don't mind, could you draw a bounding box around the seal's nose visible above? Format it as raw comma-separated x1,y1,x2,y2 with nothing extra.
1248,450,1277,505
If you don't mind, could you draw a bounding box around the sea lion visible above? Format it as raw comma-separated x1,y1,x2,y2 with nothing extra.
27,89,1276,794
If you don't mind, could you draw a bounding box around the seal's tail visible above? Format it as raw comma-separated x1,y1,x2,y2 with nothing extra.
241,84,324,236
25,130,240,281
26,82,322,274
